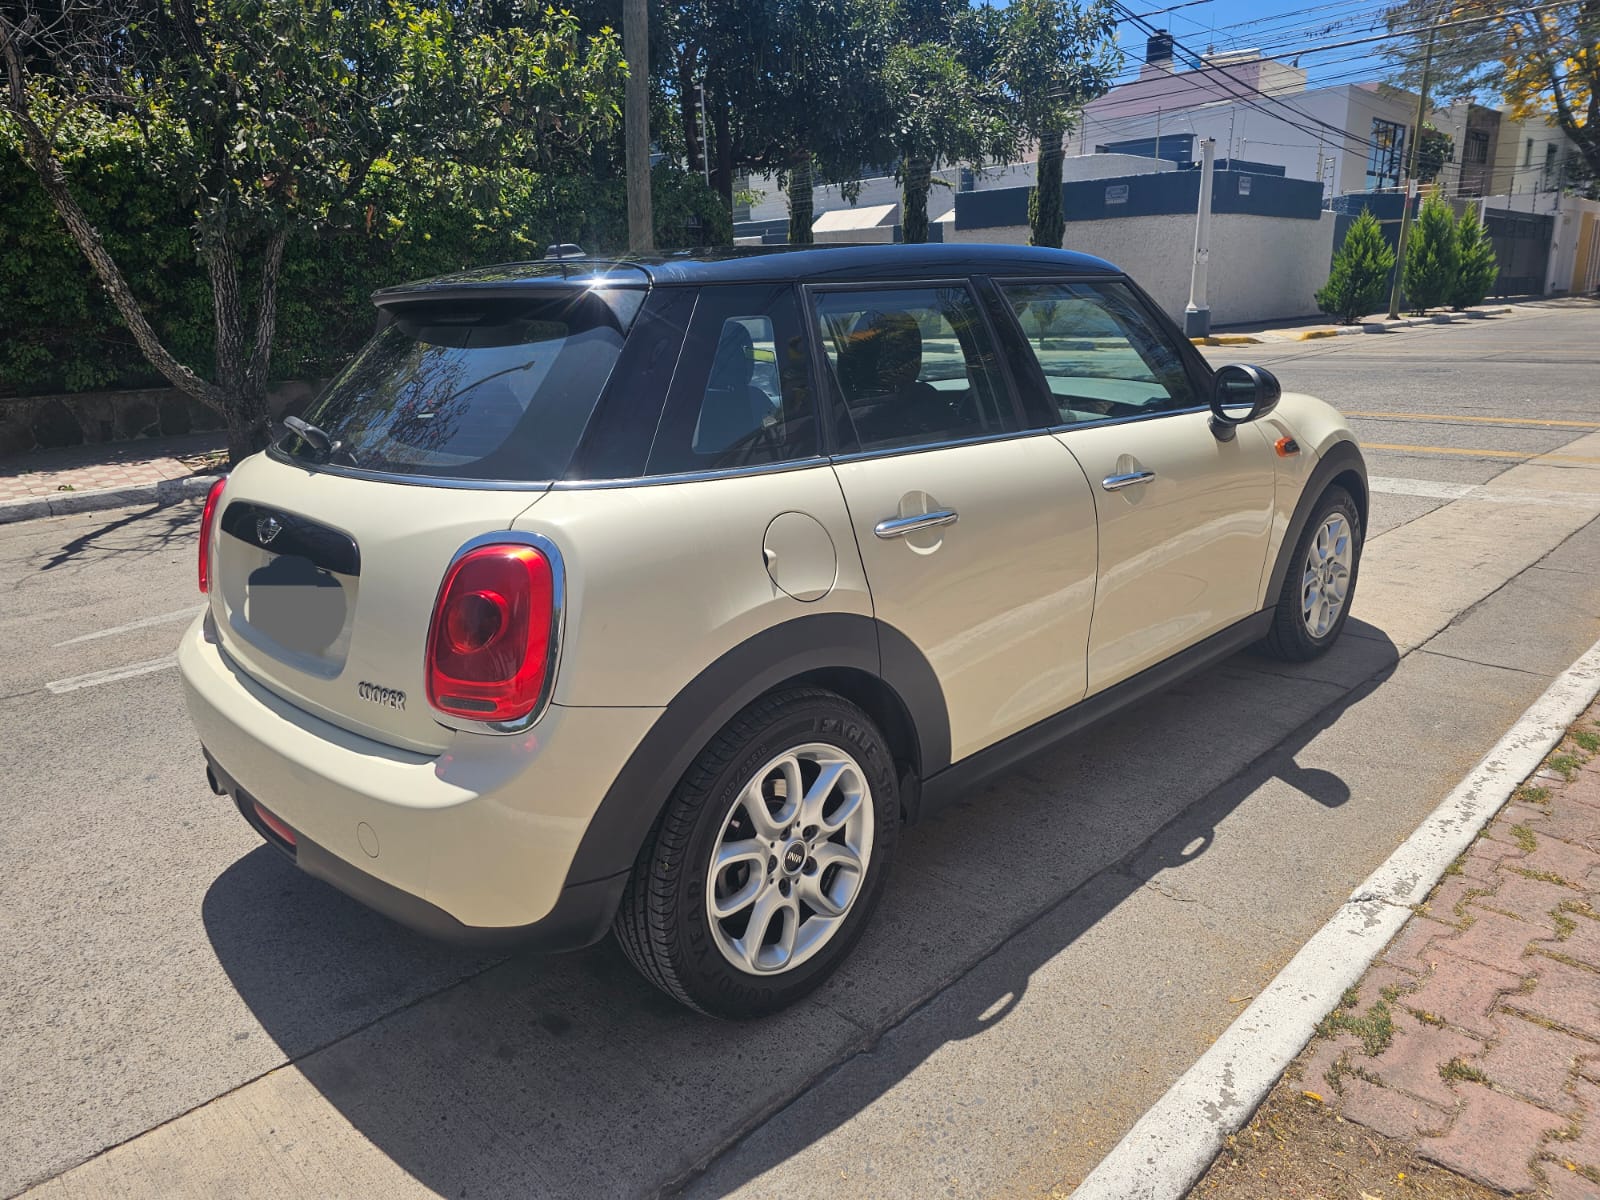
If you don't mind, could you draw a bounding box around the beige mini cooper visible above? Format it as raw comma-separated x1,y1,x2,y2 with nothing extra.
181,244,1365,1018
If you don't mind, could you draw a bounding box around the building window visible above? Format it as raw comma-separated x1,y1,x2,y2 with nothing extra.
1367,118,1407,190
1525,137,1535,166
1544,143,1559,188
1464,130,1489,165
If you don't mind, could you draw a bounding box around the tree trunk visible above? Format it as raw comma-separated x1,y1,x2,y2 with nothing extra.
710,85,735,221
901,156,932,244
1030,129,1065,248
677,54,704,178
201,223,288,464
2,28,225,411
787,152,814,245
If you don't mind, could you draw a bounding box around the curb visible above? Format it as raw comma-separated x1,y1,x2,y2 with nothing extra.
1070,631,1600,1200
1196,306,1516,345
0,473,221,527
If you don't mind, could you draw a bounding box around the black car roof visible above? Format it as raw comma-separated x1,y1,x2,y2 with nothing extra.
373,243,1121,305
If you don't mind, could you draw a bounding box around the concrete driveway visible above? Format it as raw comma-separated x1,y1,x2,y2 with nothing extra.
5,301,1599,1199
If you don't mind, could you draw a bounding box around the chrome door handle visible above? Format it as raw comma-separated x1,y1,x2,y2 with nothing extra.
1101,470,1156,492
874,510,959,539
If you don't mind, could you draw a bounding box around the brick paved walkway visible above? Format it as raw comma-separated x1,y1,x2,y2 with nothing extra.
1298,699,1600,1198
0,434,224,502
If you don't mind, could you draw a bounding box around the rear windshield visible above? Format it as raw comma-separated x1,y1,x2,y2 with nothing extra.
282,288,644,481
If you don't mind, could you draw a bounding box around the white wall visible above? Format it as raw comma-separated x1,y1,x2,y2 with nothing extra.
739,155,1177,228
956,210,1339,327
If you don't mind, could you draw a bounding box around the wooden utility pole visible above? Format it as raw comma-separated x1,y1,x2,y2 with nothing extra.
1387,14,1439,318
624,0,653,253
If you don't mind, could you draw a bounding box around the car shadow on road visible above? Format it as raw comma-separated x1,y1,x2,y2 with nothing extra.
202,620,1398,1199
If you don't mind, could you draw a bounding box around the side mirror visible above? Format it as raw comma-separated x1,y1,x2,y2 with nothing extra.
1210,364,1282,442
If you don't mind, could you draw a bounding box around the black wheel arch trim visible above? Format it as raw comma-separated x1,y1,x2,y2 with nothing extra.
561,611,950,888
1264,438,1368,605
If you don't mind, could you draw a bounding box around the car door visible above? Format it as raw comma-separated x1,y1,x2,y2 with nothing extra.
993,277,1277,695
810,280,1098,764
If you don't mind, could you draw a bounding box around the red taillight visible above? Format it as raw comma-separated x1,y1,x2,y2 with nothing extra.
426,544,554,723
198,477,227,594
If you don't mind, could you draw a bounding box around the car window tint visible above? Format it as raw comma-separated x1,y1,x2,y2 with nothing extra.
812,285,1015,452
646,285,818,475
1001,281,1197,424
283,289,642,481
692,317,782,454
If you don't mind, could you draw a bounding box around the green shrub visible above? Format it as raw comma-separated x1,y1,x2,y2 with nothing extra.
1402,193,1459,313
1450,205,1499,310
1316,211,1395,325
1,126,729,397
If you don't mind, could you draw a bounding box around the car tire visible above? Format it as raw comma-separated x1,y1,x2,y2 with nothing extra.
1258,484,1363,662
614,687,899,1019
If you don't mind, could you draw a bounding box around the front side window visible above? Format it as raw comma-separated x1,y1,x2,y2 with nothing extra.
645,285,818,475
1001,280,1198,423
282,288,643,481
812,285,1016,452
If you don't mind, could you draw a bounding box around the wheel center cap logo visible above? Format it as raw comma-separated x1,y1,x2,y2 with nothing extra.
782,841,806,875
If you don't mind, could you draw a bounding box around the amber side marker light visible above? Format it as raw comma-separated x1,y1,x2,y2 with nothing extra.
1275,436,1301,457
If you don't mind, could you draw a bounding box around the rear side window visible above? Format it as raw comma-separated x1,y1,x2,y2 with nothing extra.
812,284,1017,453
646,285,819,475
1001,280,1197,423
283,288,644,481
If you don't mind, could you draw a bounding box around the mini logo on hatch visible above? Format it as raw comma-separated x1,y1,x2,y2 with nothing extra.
358,681,406,711
255,515,283,545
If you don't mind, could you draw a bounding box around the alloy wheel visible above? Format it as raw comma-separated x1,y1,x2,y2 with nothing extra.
704,743,874,976
1301,513,1353,638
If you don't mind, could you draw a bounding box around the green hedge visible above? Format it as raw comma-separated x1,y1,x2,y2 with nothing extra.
1,129,730,398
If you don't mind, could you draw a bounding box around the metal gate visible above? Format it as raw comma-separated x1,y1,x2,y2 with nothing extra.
1483,208,1553,296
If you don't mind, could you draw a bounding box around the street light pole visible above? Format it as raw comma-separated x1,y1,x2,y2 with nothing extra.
1185,137,1216,338
624,0,653,253
1386,12,1439,318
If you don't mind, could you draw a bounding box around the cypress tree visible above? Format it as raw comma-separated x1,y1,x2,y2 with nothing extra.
1450,206,1500,310
1316,211,1396,325
1402,194,1459,313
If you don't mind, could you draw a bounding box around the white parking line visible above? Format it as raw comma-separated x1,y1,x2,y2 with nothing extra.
46,655,178,694
1370,475,1600,506
53,606,203,648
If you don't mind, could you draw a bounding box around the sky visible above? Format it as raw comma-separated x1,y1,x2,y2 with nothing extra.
1105,0,1399,91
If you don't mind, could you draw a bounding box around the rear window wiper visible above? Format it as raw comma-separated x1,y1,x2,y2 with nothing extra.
281,415,360,466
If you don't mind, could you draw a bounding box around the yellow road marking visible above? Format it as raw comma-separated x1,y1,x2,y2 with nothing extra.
1363,442,1600,464
1345,410,1600,430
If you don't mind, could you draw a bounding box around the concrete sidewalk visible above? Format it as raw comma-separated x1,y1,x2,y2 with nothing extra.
1197,700,1600,1199
1194,295,1599,346
0,433,224,523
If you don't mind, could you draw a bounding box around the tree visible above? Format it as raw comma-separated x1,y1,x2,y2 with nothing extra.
1403,193,1459,312
1316,211,1398,324
1417,125,1453,183
1450,204,1500,308
0,0,624,463
880,36,1012,243
994,0,1119,249
1384,0,1600,185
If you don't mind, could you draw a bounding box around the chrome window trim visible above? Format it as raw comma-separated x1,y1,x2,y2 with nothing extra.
264,446,559,492
1046,403,1212,435
428,529,567,737
828,426,1049,465
552,456,831,490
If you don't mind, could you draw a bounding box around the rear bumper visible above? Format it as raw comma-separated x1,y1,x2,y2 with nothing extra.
178,614,659,942
205,751,628,949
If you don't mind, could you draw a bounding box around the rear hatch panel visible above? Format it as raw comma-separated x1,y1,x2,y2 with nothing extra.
210,452,544,754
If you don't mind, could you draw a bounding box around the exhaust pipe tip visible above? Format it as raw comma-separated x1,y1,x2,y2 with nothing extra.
206,764,226,796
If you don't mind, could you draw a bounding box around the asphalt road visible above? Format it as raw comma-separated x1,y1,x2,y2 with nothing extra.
5,301,1600,1199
